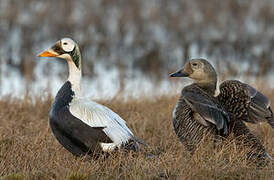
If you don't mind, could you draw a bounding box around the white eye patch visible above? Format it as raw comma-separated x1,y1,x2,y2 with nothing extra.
61,38,75,52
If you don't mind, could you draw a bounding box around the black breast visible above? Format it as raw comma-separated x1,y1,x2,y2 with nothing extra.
49,81,112,156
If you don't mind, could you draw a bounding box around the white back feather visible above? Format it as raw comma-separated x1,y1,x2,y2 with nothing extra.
69,98,134,146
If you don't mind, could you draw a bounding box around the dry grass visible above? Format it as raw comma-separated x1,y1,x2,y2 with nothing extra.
0,89,273,180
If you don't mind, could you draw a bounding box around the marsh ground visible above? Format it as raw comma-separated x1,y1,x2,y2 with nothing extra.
0,86,273,179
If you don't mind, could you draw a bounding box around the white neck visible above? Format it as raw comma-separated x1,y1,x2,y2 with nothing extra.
67,59,82,97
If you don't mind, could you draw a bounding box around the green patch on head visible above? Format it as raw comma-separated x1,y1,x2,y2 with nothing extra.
69,47,81,69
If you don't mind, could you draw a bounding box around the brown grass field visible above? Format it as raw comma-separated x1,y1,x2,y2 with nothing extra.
0,87,273,179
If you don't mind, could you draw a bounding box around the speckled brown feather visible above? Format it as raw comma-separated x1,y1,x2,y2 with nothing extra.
218,80,274,127
228,120,269,166
218,80,250,120
173,97,216,153
172,84,228,153
218,80,272,165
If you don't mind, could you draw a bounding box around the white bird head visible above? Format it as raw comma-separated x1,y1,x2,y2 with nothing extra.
38,37,81,70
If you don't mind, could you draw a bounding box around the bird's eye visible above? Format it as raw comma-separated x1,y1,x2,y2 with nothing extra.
192,63,198,66
63,42,68,45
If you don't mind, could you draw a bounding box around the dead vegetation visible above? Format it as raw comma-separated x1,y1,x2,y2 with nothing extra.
0,87,273,179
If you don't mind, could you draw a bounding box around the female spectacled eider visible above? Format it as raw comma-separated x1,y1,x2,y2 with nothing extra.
38,38,146,157
170,58,273,164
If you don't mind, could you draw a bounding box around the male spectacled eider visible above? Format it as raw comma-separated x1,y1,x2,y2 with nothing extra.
170,58,273,165
38,38,146,157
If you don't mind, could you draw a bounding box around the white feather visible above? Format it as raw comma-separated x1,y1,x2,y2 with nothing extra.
61,38,75,52
67,60,81,96
100,143,117,152
69,98,134,147
172,103,179,119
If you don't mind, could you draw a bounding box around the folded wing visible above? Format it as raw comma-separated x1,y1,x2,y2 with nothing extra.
182,90,230,135
69,99,135,145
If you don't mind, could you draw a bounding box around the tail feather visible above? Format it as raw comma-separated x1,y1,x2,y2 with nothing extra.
122,139,139,152
134,137,148,147
122,137,148,152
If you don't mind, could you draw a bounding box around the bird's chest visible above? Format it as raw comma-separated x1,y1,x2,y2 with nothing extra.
172,99,196,132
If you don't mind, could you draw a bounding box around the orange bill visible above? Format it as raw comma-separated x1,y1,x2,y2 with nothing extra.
38,50,57,57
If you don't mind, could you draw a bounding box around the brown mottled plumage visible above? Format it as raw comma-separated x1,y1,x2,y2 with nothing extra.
218,80,274,127
170,58,273,165
172,83,228,153
218,80,273,165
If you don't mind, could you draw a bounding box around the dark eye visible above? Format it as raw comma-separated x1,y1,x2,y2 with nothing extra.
63,42,68,45
192,63,198,66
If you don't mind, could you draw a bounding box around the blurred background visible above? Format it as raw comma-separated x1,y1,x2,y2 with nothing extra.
0,0,273,99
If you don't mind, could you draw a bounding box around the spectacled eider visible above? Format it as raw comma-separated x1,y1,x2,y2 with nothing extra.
38,38,146,157
170,58,273,165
